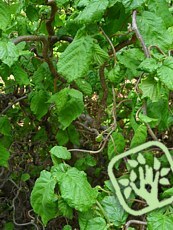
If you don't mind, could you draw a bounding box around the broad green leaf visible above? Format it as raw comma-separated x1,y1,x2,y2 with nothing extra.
85,217,107,230
56,129,69,146
30,170,58,226
58,89,84,129
55,0,69,6
0,144,10,168
140,77,162,102
107,65,122,84
48,88,69,113
118,48,144,77
130,125,147,148
58,198,73,219
26,5,39,22
63,225,72,230
148,0,173,27
162,188,173,198
0,2,11,31
138,58,159,73
12,64,30,85
75,155,96,171
147,99,169,131
75,79,92,95
78,210,97,230
0,116,11,136
93,43,109,65
30,90,50,120
57,36,94,82
50,146,71,165
137,11,172,50
139,113,158,124
157,57,173,90
76,0,109,24
108,132,125,159
68,125,80,145
55,167,98,212
101,196,128,227
122,0,146,10
0,42,19,67
147,210,173,230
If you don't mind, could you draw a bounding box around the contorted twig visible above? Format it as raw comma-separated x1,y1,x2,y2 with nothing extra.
124,219,147,230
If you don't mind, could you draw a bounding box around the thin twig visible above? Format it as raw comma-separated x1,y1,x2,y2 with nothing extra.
1,95,28,114
124,219,147,230
100,27,116,64
132,10,150,58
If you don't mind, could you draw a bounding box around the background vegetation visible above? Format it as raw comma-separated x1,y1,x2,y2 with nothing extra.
1,0,173,229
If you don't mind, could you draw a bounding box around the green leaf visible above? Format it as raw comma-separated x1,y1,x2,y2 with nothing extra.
107,65,122,84
147,210,173,230
85,217,107,230
75,79,92,95
21,173,30,182
93,43,109,65
0,144,10,168
157,57,173,90
140,77,162,102
137,11,172,50
138,58,159,73
68,125,80,145
58,89,84,129
108,132,125,159
56,129,69,146
58,198,73,219
101,196,128,227
12,64,30,85
139,113,158,124
55,167,98,212
0,1,11,31
122,0,146,10
63,225,72,230
0,41,19,67
0,116,11,136
57,36,94,82
26,5,39,22
30,170,58,226
130,125,147,148
30,90,50,120
162,188,173,198
76,0,109,24
50,146,71,165
55,0,69,7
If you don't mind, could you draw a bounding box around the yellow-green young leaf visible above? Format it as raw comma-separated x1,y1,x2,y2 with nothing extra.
0,144,10,168
0,2,11,31
0,42,19,67
130,125,147,148
30,90,50,120
12,64,30,85
55,167,98,212
57,36,94,82
30,170,58,226
76,0,109,24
